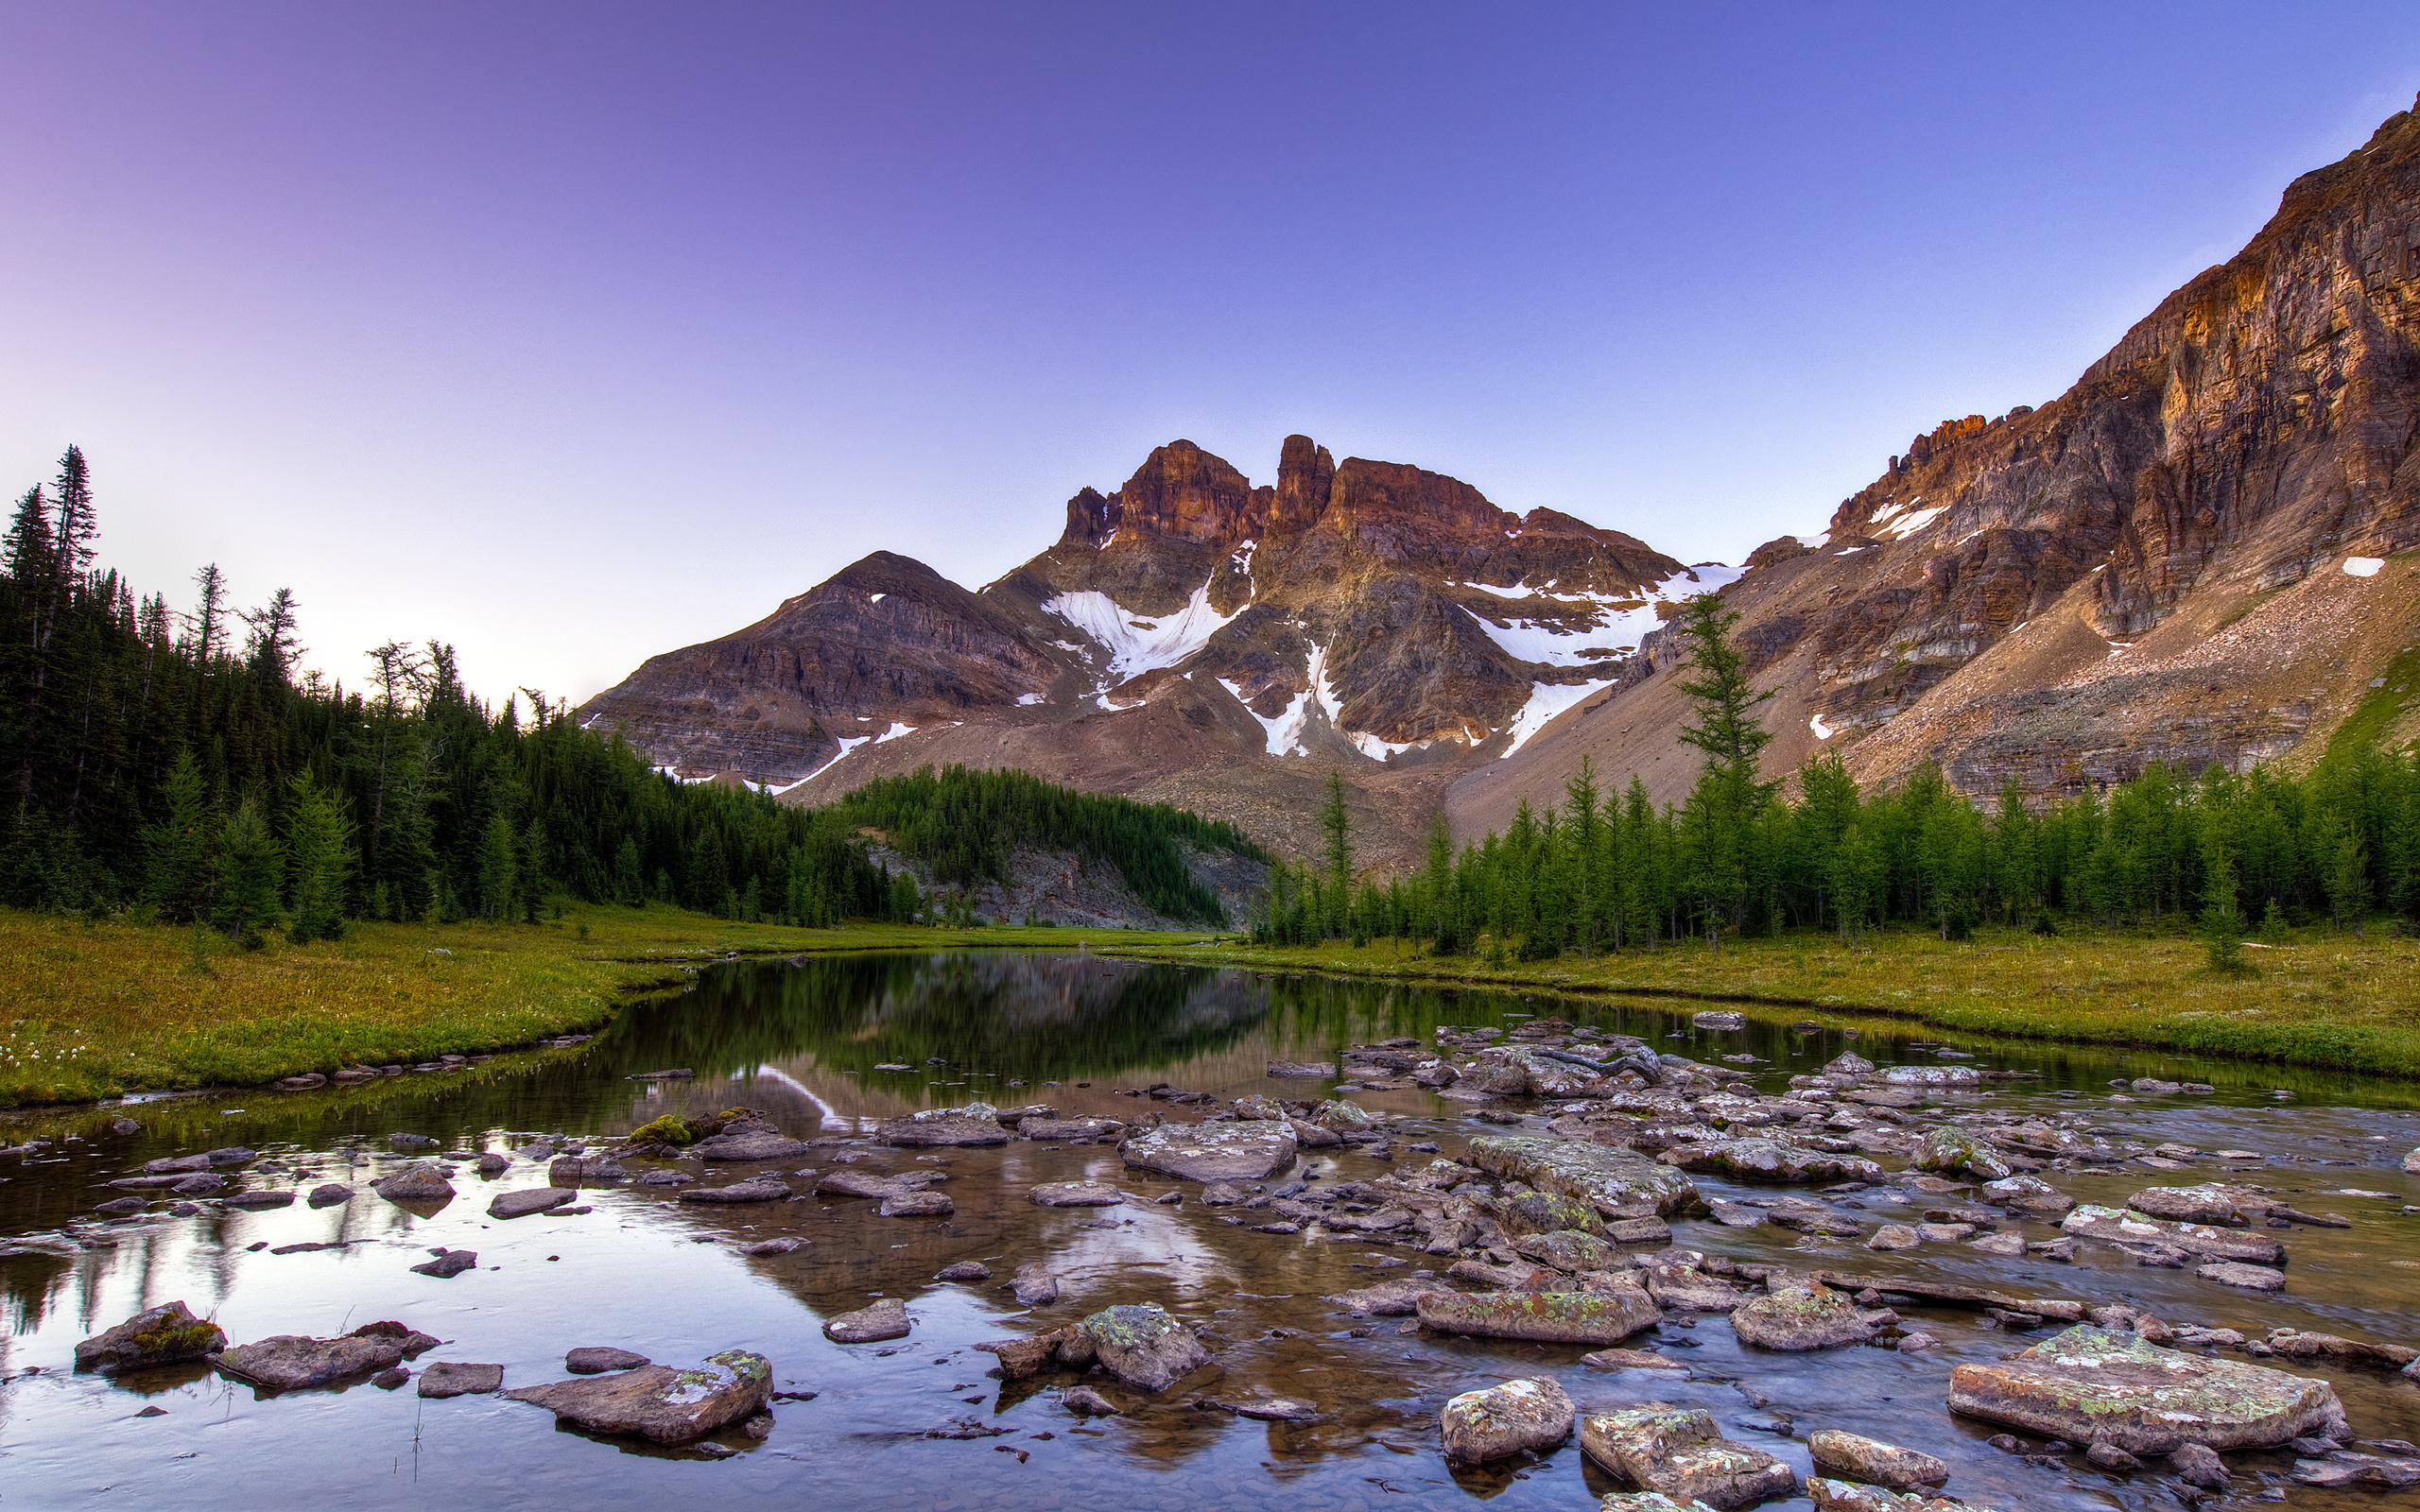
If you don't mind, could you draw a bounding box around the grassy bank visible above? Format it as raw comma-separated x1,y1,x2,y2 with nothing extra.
0,904,1211,1108
1102,923,2420,1078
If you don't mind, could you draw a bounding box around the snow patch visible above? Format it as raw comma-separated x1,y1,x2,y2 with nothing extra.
2343,556,2384,577
1809,713,1836,740
1464,566,1737,667
872,721,916,744
869,592,886,604
1015,693,1045,706
1042,577,1237,683
1222,677,1311,756
1879,505,1948,541
782,735,872,791
1499,681,1603,758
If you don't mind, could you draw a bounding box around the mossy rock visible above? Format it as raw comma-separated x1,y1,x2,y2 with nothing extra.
627,1114,695,1146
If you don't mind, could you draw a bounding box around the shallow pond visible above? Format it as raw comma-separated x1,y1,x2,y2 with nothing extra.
3,952,2418,1510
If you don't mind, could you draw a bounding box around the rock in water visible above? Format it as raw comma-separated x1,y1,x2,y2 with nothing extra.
1497,1190,1607,1236
1062,1385,1120,1416
678,1177,793,1205
2197,1262,2286,1291
1416,1289,1662,1346
1912,1126,2014,1181
1661,1139,1887,1185
417,1361,504,1398
1028,1181,1123,1207
2126,1183,2276,1226
1441,1377,1576,1464
1325,1278,1446,1316
566,1347,650,1373
1731,1284,1890,1350
216,1322,441,1391
1120,1121,1297,1182
824,1298,911,1344
936,1261,992,1280
2291,1452,2420,1488
1077,1304,1210,1392
1979,1175,2074,1215
305,1182,354,1208
691,1129,812,1161
488,1187,576,1219
1020,1117,1125,1142
879,1103,1010,1147
221,1190,297,1210
877,1189,954,1217
410,1249,478,1278
372,1162,455,1202
2059,1205,2284,1264
1946,1325,2343,1453
2168,1441,2229,1489
73,1301,227,1375
1867,1225,1920,1251
475,1153,511,1176
1806,1431,1949,1488
503,1350,770,1444
1514,1228,1624,1273
2404,1148,2420,1175
1806,1479,2001,1511
1465,1134,1700,1215
1581,1402,1800,1507
1011,1263,1060,1306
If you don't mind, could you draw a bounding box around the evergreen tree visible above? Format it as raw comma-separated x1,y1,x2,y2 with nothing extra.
284,773,352,942
477,812,519,921
216,799,283,948
141,751,213,921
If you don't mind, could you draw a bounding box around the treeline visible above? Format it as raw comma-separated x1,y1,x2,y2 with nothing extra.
1258,596,2420,958
830,765,1266,927
0,446,920,936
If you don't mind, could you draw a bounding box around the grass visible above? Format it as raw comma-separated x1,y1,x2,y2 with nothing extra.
0,903,1212,1109
1098,921,2420,1078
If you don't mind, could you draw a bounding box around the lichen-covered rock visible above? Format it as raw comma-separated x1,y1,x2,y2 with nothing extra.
879,1102,1009,1147
503,1349,770,1443
1121,1120,1297,1182
1417,1289,1662,1346
217,1322,440,1391
824,1298,912,1343
1514,1228,1625,1273
73,1301,227,1375
1312,1098,1378,1132
1660,1139,1885,1185
1806,1430,1948,1488
1806,1479,1999,1511
1498,1190,1607,1236
1946,1325,2342,1453
1731,1283,1889,1350
1466,1134,1699,1216
1441,1377,1575,1464
1077,1304,1210,1392
2125,1183,2275,1227
1913,1126,2014,1180
2060,1205,2285,1264
1581,1403,1799,1508
1979,1175,2073,1215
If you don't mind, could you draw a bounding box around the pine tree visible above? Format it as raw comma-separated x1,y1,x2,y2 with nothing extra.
142,751,213,921
216,798,283,948
1319,768,1354,936
477,812,519,922
241,588,302,689
284,774,353,942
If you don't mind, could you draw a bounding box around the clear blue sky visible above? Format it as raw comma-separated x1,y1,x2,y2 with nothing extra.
5,3,2416,705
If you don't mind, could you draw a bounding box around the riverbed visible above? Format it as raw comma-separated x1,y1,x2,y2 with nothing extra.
3,952,2416,1510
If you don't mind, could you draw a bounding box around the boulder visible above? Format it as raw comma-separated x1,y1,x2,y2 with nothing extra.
1946,1325,2343,1452
217,1322,439,1391
1440,1377,1575,1464
1011,1263,1060,1306
2405,1148,2419,1175
678,1177,793,1205
1806,1430,1948,1488
371,1162,455,1202
475,1153,511,1176
1028,1181,1123,1207
1912,1126,2013,1180
880,1103,1009,1147
1466,1134,1699,1216
1076,1304,1210,1393
1120,1120,1297,1182
73,1301,226,1375
409,1249,478,1278
1660,1139,1884,1185
2169,1440,2229,1489
417,1361,504,1398
823,1298,911,1344
503,1349,770,1444
1416,1289,1662,1346
1731,1284,1889,1350
488,1187,576,1219
1582,1403,1799,1508
877,1189,954,1217
691,1130,813,1162
2060,1205,2285,1263
1498,1190,1606,1236
1312,1098,1379,1132
1867,1225,1920,1251
305,1182,354,1208
566,1347,650,1373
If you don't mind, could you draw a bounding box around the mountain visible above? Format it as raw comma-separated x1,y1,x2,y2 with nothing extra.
588,94,2420,866
1453,93,2420,841
580,435,1705,864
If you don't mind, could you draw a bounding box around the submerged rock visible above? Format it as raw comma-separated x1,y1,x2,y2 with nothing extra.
1946,1325,2343,1453
2197,1262,2286,1291
880,1103,1009,1147
824,1298,912,1343
1581,1402,1799,1508
217,1322,439,1391
566,1347,650,1373
936,1261,992,1280
503,1349,770,1444
1325,1278,1446,1316
1441,1377,1575,1464
1806,1430,1948,1488
1466,1134,1699,1216
1731,1284,1889,1350
74,1301,227,1375
1076,1304,1209,1392
1019,1117,1125,1142
1416,1289,1662,1346
417,1361,504,1398
1121,1120,1298,1182
877,1189,954,1217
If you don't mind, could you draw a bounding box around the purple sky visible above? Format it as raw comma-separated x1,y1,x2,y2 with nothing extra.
6,3,2417,706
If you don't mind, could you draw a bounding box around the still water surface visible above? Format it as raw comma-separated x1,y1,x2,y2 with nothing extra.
3,953,2418,1510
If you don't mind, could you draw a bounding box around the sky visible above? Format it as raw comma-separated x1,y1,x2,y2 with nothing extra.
5,3,2418,708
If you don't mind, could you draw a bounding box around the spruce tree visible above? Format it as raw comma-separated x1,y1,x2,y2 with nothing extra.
477,813,519,921
284,774,353,942
142,750,213,921
216,798,283,948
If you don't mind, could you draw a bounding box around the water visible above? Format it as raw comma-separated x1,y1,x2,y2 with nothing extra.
3,952,2417,1510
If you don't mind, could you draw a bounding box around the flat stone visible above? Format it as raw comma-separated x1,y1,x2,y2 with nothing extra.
409,1249,478,1278
814,1170,909,1199
1516,1228,1626,1273
1582,1347,1690,1372
217,1322,439,1391
879,1103,1009,1147
825,1297,912,1343
2291,1452,2420,1487
1325,1278,1446,1316
877,1189,954,1217
1121,1120,1298,1182
1582,1402,1800,1508
691,1130,812,1162
1224,1396,1317,1421
2061,1205,2285,1264
1417,1289,1662,1346
1645,1265,1753,1313
1028,1181,1123,1207
1807,1430,1948,1488
1731,1284,1888,1350
1663,1139,1886,1185
488,1187,576,1219
1077,1304,1209,1392
737,1236,804,1255
417,1361,503,1398
1441,1376,1575,1464
566,1347,650,1373
73,1301,226,1375
1467,1134,1700,1215
1708,1200,1768,1228
2127,1183,2278,1226
504,1350,770,1444
1019,1117,1125,1142
1947,1324,2343,1453
221,1190,296,1210
1807,1478,1999,1511
2198,1262,2286,1291
678,1177,793,1205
